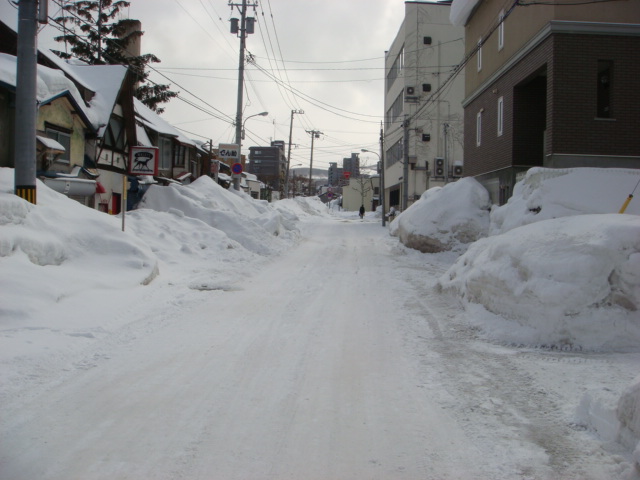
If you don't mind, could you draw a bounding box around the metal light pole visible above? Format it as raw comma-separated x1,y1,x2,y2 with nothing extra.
285,109,303,197
241,111,268,140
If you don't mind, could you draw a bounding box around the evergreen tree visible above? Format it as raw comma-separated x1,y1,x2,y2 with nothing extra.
53,0,178,113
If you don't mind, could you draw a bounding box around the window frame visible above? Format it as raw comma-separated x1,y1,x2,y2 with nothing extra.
477,37,482,72
476,111,482,147
44,126,72,164
498,10,505,51
596,60,613,119
497,96,504,137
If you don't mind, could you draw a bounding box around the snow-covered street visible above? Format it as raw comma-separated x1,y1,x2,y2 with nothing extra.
2,214,638,479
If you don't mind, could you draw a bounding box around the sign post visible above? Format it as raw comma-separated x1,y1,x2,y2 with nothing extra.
125,146,159,231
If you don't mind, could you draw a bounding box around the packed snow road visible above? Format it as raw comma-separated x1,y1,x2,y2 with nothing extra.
1,216,636,479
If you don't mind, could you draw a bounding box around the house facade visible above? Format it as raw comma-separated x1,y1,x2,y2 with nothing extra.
384,1,466,212
452,0,640,204
1,18,205,213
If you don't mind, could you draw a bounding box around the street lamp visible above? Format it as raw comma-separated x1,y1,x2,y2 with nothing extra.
241,111,268,140
361,148,386,227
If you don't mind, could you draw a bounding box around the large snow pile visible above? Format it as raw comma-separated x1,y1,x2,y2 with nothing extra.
438,214,640,350
432,168,640,350
491,167,640,235
0,168,306,325
0,170,158,324
389,177,491,253
138,176,299,256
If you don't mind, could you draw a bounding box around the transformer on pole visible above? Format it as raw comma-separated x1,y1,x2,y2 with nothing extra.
229,0,257,190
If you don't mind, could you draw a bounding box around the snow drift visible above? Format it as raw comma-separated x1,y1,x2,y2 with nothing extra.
490,167,640,235
389,177,491,253
0,170,158,324
432,168,640,351
437,214,640,350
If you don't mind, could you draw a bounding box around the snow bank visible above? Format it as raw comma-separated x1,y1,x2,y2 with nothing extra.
390,177,491,253
0,168,303,325
618,376,640,453
438,214,640,350
0,169,159,324
491,167,640,235
138,176,299,256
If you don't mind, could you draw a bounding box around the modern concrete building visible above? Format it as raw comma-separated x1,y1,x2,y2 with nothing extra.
384,1,465,212
248,141,287,193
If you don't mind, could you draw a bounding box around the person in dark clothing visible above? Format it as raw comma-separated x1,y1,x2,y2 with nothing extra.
359,205,365,219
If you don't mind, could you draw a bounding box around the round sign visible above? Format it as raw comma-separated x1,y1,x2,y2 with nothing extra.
232,162,243,174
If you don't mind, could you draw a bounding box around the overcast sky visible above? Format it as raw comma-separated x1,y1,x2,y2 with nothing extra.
2,0,414,170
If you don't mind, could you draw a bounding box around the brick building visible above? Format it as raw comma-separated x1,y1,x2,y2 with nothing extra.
452,0,640,204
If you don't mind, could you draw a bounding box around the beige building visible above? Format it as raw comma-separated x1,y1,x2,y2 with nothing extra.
384,1,466,212
342,176,380,213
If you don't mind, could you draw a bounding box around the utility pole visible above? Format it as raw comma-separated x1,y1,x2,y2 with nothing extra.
285,109,303,197
14,0,47,204
306,129,322,196
379,124,386,227
444,122,450,184
402,115,409,211
229,0,256,190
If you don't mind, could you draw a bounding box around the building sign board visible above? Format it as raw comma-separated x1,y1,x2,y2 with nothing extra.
219,143,240,161
129,146,159,175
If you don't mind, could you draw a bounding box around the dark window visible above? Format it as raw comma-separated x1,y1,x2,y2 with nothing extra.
104,116,126,151
174,144,186,167
597,60,613,118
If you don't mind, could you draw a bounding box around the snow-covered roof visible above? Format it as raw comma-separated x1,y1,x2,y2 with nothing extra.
56,61,129,136
36,135,65,151
136,123,152,147
450,0,482,26
134,98,196,147
0,52,96,128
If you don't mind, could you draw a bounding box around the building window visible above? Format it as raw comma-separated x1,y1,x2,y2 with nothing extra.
597,60,613,118
477,38,482,72
386,46,404,91
387,92,404,128
103,116,126,152
174,144,186,167
45,126,71,163
497,96,504,136
386,138,403,166
159,137,172,169
476,111,482,146
498,10,505,51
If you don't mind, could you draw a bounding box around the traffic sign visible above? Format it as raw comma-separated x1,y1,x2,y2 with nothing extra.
232,162,243,175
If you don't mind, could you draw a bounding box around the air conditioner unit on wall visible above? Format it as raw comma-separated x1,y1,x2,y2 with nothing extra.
434,157,444,177
406,86,415,96
453,165,463,177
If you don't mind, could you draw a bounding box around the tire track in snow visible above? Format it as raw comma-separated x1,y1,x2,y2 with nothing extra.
396,258,625,480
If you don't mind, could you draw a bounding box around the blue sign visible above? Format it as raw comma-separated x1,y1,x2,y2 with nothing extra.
232,163,243,175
